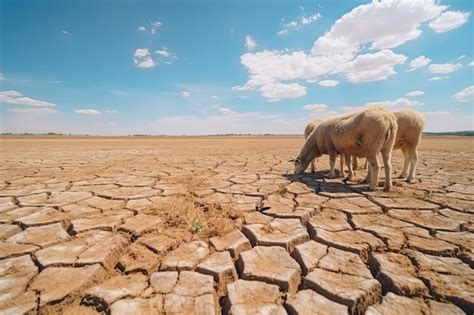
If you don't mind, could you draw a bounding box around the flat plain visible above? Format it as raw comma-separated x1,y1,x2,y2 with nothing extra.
0,135,473,314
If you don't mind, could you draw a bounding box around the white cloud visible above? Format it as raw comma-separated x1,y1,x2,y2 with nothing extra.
75,109,101,115
429,76,450,81
302,104,328,112
407,55,432,70
155,48,173,58
7,108,57,114
457,55,466,60
469,61,474,67
150,21,162,28
340,49,407,83
245,35,257,50
318,80,339,87
62,30,71,36
138,26,146,32
218,107,238,115
0,90,56,107
366,97,421,109
133,48,157,69
211,96,219,100
181,90,191,97
452,85,474,103
405,90,424,97
312,0,446,55
428,63,462,74
233,50,348,93
260,82,306,100
428,10,470,33
278,12,321,35
0,73,4,80
104,109,119,114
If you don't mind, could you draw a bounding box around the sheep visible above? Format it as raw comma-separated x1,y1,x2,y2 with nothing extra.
390,108,425,182
304,119,357,176
348,109,425,183
293,106,398,191
304,119,323,173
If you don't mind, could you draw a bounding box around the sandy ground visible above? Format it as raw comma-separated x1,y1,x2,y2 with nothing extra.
0,136,473,314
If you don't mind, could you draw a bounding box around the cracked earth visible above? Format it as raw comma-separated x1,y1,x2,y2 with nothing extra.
0,136,473,314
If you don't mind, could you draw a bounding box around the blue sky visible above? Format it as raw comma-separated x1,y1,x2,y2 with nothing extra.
0,0,473,135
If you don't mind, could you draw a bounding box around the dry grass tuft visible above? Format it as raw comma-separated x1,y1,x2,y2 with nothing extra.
147,172,244,241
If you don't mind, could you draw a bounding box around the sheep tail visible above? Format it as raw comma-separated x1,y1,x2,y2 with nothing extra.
384,122,395,147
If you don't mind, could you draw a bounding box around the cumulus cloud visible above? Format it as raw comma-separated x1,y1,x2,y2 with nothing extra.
340,49,407,83
428,63,463,74
469,61,474,67
278,12,321,35
407,55,431,71
233,0,464,100
318,80,339,87
428,10,470,33
366,97,421,109
0,90,56,107
260,82,306,100
245,35,257,50
452,85,474,102
312,0,446,55
181,90,191,97
133,48,157,69
138,26,146,32
75,109,101,115
8,108,57,114
405,90,424,97
302,104,328,112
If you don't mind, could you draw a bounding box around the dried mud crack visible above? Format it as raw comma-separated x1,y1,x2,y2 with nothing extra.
0,136,473,314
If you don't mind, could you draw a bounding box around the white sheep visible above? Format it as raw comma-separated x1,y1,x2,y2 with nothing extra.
347,108,425,183
294,106,398,191
305,119,359,176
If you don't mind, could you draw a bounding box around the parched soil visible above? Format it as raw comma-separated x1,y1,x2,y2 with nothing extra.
0,135,473,314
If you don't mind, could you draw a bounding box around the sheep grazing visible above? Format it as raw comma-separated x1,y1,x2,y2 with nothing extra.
294,106,398,191
351,109,425,183
304,118,356,176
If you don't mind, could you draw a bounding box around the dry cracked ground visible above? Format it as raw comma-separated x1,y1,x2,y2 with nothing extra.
0,136,473,315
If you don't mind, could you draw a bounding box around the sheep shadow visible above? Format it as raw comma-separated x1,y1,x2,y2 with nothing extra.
283,170,372,194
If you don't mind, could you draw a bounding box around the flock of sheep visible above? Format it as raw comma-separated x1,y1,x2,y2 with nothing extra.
293,107,425,192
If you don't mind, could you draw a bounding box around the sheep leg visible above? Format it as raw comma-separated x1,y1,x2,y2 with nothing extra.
344,154,354,181
328,153,337,179
399,147,410,178
381,148,393,192
406,148,418,183
310,159,315,173
363,159,368,169
352,156,358,171
339,154,345,177
366,153,380,191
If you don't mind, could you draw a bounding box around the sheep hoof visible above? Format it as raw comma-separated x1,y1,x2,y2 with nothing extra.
406,178,413,183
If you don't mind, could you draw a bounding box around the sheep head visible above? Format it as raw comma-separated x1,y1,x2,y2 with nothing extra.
292,157,306,174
